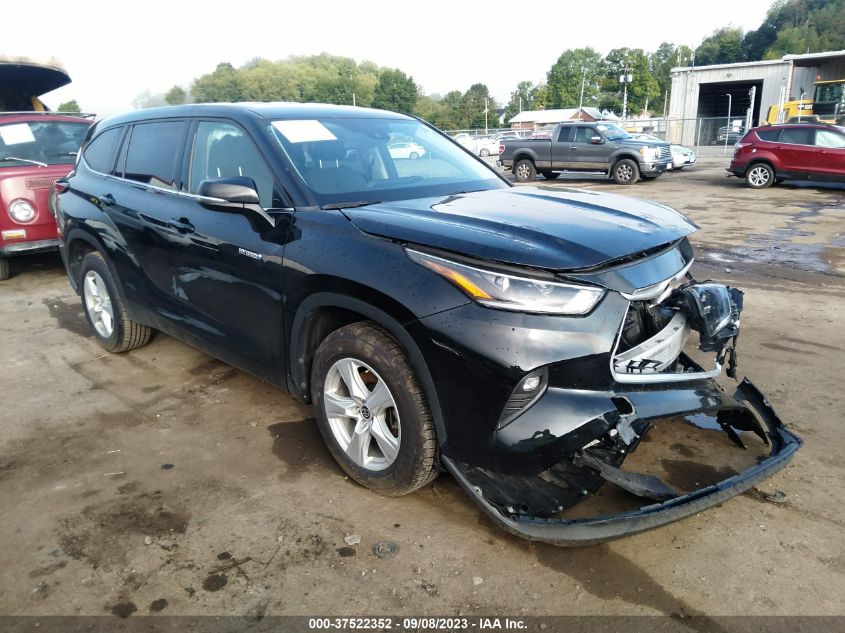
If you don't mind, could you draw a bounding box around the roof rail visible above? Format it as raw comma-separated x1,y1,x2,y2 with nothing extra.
0,111,96,119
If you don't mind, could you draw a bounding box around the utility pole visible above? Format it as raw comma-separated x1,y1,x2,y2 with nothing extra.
519,96,523,113
620,69,632,126
484,98,489,134
723,93,732,156
578,67,587,113
352,93,356,107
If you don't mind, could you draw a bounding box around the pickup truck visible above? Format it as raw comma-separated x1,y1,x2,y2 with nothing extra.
498,121,672,185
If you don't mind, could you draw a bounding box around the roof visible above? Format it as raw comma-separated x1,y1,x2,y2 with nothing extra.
671,49,845,74
784,49,845,67
671,58,789,74
98,102,412,128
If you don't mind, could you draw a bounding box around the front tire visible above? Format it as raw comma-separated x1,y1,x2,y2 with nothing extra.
311,322,438,496
746,163,774,188
514,159,536,182
79,251,152,352
0,257,9,281
480,148,490,157
409,151,419,160
612,159,640,185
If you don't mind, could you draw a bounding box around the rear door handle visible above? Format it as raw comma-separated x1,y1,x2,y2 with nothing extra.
168,218,196,233
99,193,115,207
570,146,578,150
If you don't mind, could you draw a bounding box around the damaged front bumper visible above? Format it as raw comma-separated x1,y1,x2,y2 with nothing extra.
444,377,801,547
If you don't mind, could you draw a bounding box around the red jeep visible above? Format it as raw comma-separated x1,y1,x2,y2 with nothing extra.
0,61,93,279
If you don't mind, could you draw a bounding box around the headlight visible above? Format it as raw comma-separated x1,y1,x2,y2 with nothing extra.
639,146,659,161
8,199,36,223
406,249,604,315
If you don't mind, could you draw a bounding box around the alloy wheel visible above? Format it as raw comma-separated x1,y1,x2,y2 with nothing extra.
83,270,114,338
323,358,401,471
748,166,770,187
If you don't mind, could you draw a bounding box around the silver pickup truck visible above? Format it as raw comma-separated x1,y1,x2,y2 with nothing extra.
498,121,672,185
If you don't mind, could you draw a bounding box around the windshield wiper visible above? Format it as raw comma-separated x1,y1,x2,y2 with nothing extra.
321,200,381,210
1,156,48,167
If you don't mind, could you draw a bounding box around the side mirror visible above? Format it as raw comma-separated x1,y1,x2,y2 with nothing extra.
197,177,259,204
590,135,604,144
197,176,274,227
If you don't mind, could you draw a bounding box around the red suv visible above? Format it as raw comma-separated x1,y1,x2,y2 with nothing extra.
0,61,92,280
727,123,845,189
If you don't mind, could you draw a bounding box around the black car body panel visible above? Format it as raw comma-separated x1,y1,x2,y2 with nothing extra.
55,103,801,545
343,187,697,271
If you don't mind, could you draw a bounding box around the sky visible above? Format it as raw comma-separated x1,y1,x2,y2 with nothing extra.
3,0,775,117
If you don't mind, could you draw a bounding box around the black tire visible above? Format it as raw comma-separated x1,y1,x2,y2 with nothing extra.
745,162,774,189
514,159,536,182
0,257,9,281
480,148,490,157
78,251,152,353
612,158,640,185
409,151,419,160
674,166,684,171
541,171,560,180
311,322,438,496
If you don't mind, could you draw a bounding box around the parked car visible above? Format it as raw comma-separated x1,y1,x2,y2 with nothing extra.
388,141,425,160
453,133,498,157
714,126,745,145
499,121,672,184
0,61,93,280
631,133,696,169
727,123,845,188
55,103,801,545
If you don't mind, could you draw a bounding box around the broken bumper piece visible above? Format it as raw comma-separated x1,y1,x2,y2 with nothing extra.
443,378,802,547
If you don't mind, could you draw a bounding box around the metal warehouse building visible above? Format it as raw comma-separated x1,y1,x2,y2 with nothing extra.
668,50,845,145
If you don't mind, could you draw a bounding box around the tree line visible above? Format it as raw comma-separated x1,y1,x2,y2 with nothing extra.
131,0,843,130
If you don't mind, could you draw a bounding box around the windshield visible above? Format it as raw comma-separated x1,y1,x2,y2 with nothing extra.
595,123,631,140
0,120,90,167
268,117,507,206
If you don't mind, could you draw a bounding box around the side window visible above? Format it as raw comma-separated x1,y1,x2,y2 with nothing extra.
557,127,572,143
189,121,278,208
83,127,122,173
779,128,813,146
755,128,781,142
573,127,593,144
123,121,186,190
815,129,845,148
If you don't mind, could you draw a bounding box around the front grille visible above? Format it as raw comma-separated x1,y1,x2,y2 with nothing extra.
659,146,671,161
25,177,57,190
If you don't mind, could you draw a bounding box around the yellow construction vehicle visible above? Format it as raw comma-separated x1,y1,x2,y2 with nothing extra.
766,79,845,124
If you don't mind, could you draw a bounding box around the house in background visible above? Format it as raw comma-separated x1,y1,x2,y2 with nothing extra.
508,107,619,130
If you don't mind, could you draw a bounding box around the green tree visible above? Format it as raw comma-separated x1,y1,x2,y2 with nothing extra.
649,43,694,114
372,69,418,114
503,81,545,124
600,48,659,115
545,48,604,109
191,62,245,102
694,27,745,65
461,83,497,130
56,99,81,113
164,86,187,105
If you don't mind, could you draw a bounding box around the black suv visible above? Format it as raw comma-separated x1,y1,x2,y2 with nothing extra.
55,103,800,545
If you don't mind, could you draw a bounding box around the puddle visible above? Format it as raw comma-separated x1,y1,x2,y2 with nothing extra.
42,296,91,339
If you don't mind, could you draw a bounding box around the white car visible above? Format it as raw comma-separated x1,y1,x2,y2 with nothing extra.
388,142,426,160
452,133,499,157
632,133,696,169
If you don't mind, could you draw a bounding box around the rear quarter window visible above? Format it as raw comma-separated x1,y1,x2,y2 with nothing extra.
122,121,186,190
83,127,122,173
754,128,780,142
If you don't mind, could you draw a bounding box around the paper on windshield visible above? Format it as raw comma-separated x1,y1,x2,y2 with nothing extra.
272,120,337,143
0,123,36,146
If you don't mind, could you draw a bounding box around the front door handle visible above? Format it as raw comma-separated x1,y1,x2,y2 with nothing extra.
570,146,578,150
168,218,196,234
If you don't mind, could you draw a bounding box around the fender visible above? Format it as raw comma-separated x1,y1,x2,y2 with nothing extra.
288,292,447,445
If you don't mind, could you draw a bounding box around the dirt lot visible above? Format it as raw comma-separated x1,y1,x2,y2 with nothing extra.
1,160,843,619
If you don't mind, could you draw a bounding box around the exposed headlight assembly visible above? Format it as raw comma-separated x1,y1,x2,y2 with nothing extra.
406,249,604,315
8,199,36,223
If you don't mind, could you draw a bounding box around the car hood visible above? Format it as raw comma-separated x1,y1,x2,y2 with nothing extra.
343,187,698,271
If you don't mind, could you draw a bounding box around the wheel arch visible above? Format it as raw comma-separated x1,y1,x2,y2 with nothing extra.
611,153,641,169
64,228,113,293
288,292,447,444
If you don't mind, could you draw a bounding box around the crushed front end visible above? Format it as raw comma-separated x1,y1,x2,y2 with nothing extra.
415,238,802,545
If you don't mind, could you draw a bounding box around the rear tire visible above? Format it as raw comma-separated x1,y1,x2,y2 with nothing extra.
79,251,152,352
0,257,9,281
541,171,560,180
612,159,640,185
311,322,438,496
409,151,419,160
745,163,774,189
480,148,490,157
514,159,537,182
